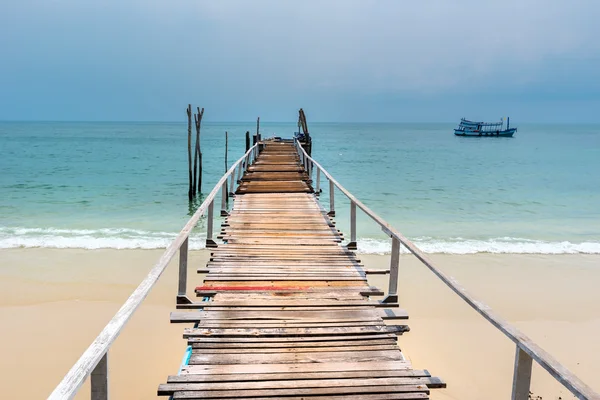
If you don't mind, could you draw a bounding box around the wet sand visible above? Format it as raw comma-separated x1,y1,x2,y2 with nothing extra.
0,248,598,399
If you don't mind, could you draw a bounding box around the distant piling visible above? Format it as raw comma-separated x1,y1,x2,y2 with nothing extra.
186,105,193,201
225,131,228,173
245,131,250,152
256,117,261,142
194,107,204,195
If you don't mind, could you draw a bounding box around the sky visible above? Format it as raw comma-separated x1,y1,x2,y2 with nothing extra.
1,0,600,122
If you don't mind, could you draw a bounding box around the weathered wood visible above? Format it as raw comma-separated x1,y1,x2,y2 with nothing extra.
183,325,409,338
159,377,443,394
173,393,428,400
294,141,600,400
90,352,108,400
180,360,413,375
187,104,193,200
170,384,429,399
512,346,533,400
195,107,204,194
186,334,400,344
169,369,430,382
190,339,399,349
383,237,400,304
48,145,257,400
177,237,191,304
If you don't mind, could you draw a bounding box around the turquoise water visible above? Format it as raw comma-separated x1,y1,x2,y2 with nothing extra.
1,121,599,253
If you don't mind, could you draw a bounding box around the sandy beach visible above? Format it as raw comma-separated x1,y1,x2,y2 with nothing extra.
0,248,598,399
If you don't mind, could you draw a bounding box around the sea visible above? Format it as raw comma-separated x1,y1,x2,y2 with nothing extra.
1,121,599,254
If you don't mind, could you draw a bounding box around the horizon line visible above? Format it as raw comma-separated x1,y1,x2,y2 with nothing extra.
0,119,596,125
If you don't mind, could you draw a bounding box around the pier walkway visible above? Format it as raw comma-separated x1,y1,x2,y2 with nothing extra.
160,141,444,399
50,137,599,400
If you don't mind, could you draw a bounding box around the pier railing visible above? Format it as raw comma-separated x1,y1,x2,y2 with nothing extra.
294,139,599,400
48,144,259,400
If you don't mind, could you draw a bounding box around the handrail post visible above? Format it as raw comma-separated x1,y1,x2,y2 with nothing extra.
220,181,228,217
244,154,250,172
315,168,321,196
229,168,236,196
327,180,335,217
205,200,217,248
347,201,357,250
383,237,400,303
512,346,533,400
176,237,192,304
236,162,243,184
91,353,108,400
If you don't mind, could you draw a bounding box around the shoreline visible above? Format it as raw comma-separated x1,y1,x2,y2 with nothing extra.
0,248,598,398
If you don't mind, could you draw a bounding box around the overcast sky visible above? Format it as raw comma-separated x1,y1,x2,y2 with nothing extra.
1,0,599,122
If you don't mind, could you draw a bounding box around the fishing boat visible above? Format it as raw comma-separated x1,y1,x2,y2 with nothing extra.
454,117,516,137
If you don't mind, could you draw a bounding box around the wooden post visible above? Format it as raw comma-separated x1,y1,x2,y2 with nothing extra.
245,131,250,152
220,181,228,217
177,237,191,304
229,166,236,196
512,346,533,400
256,117,260,139
186,105,193,201
91,353,108,400
347,201,357,250
383,237,400,303
194,107,204,194
224,131,228,206
327,180,335,217
206,200,217,248
236,159,243,183
316,169,321,196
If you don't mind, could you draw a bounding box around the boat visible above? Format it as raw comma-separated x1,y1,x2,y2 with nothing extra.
454,117,516,137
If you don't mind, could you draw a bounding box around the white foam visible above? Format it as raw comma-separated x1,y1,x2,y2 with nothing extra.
357,236,600,255
0,226,207,250
1,226,599,254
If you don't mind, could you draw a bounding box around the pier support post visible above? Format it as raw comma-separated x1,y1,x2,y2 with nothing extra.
316,169,321,196
244,154,250,172
91,353,108,400
229,168,236,196
236,161,243,184
206,200,218,248
245,131,250,152
383,237,400,303
177,237,192,304
220,181,228,217
511,346,533,400
327,180,335,217
347,201,357,250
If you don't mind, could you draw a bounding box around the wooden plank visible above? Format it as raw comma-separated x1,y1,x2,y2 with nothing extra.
200,300,387,307
186,334,400,344
168,369,431,382
190,339,398,349
172,393,428,400
170,385,429,399
183,325,409,338
159,377,442,394
171,309,407,323
190,344,400,353
179,360,412,375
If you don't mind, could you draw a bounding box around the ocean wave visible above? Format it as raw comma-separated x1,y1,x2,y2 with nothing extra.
357,237,600,255
1,226,599,254
0,226,207,250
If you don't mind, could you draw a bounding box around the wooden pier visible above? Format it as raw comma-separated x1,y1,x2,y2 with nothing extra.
49,134,599,400
160,141,443,399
